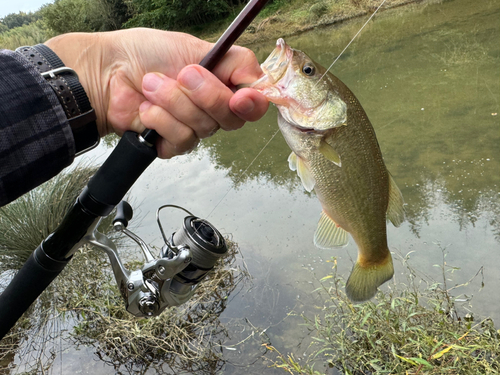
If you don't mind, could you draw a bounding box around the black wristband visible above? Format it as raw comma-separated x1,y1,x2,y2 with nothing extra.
16,44,100,156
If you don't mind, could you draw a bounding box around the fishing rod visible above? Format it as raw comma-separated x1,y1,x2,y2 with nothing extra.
0,0,271,339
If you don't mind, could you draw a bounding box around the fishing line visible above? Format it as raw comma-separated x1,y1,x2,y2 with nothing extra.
205,128,280,220
319,0,387,84
204,0,387,220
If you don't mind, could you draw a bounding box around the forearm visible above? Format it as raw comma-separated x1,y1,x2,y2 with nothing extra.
0,49,74,206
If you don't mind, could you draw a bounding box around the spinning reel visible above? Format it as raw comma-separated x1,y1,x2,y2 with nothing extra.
88,202,227,317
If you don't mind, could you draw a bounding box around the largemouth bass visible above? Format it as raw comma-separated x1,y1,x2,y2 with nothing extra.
249,39,405,302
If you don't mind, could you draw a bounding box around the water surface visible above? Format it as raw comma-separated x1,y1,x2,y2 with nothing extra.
130,0,500,372
7,0,500,373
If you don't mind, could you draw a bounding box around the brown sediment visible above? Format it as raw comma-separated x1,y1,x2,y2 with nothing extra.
201,0,429,46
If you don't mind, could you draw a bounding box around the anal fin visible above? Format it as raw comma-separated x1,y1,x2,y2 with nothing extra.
314,210,348,249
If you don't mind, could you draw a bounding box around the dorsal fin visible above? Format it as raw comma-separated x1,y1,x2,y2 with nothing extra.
314,210,349,249
386,173,405,227
288,151,315,192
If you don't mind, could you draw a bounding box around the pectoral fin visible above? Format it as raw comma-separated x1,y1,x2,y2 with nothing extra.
288,151,297,171
288,151,315,192
314,210,349,249
386,173,405,227
319,140,341,167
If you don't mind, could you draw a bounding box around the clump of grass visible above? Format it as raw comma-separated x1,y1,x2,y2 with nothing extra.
265,252,499,374
0,163,98,271
0,163,100,373
1,236,247,373
61,239,247,373
308,2,329,21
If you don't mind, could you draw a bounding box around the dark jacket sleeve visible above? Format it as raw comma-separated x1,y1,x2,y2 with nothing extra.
0,49,76,207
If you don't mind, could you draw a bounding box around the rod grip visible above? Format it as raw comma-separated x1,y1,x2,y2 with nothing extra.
80,131,157,216
0,246,70,339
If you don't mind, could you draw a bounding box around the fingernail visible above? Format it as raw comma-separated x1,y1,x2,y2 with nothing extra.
143,73,162,92
180,67,204,91
234,96,255,115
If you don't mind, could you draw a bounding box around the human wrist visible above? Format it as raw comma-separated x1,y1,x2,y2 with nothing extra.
16,40,100,155
44,32,110,137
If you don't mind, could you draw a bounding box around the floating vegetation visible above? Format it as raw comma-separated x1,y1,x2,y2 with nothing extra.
62,239,247,374
265,250,500,374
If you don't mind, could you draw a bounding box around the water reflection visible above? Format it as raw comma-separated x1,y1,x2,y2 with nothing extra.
4,0,497,373
201,0,500,243
88,0,500,372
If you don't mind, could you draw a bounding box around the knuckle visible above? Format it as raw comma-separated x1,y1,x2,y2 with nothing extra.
196,120,219,139
143,105,166,127
204,89,226,112
232,45,256,64
170,127,196,154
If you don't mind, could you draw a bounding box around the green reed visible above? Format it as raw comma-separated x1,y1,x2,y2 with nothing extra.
266,251,499,374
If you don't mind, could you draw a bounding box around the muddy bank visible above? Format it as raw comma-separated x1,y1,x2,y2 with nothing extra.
203,0,429,46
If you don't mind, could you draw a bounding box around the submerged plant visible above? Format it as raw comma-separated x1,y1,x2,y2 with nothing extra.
265,253,500,374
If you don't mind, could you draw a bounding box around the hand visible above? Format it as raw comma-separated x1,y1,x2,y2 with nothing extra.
44,28,268,158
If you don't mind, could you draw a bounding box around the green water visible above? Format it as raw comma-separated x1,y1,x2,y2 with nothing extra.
7,0,499,373
132,0,499,372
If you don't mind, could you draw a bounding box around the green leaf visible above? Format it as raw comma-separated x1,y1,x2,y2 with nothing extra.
394,354,418,366
409,357,433,367
361,311,372,326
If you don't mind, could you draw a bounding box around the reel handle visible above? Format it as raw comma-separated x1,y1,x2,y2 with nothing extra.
113,201,134,228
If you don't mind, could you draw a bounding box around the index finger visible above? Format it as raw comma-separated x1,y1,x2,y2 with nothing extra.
210,45,265,87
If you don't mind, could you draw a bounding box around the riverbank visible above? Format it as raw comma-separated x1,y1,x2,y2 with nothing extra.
199,0,430,46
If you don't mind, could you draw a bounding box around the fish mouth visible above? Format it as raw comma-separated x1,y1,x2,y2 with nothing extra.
291,123,329,134
240,38,292,91
260,38,292,84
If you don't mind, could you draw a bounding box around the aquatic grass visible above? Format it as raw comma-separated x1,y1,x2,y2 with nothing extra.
61,239,247,373
1,239,248,373
0,163,98,271
430,29,493,66
265,253,500,374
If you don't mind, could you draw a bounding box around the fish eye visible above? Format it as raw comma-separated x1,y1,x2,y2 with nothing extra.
302,64,315,76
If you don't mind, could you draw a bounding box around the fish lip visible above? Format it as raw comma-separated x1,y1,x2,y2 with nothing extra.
259,38,292,84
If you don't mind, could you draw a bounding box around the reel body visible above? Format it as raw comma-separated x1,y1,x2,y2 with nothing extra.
88,203,227,317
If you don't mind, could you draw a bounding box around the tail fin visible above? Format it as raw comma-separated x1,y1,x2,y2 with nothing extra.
345,252,394,302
